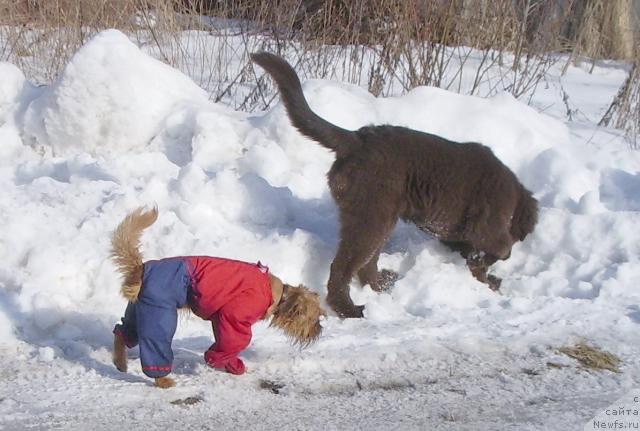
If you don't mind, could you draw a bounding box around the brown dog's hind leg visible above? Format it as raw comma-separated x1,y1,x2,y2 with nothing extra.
357,247,382,291
112,333,128,372
357,250,399,292
327,210,397,318
378,269,400,290
326,248,366,318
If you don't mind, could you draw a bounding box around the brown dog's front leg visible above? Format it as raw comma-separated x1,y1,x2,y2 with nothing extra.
328,210,398,317
466,252,501,291
326,239,372,318
326,257,364,318
326,280,364,318
357,246,382,291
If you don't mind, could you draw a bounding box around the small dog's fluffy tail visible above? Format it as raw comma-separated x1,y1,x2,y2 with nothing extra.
110,206,158,302
250,52,358,156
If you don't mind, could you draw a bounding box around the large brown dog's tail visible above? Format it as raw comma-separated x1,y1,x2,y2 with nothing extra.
250,52,357,156
110,206,158,303
510,188,538,241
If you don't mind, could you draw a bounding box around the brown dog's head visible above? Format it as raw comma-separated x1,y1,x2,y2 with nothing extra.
270,284,324,347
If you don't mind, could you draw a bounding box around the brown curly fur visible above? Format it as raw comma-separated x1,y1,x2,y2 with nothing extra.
251,52,538,319
110,206,158,302
270,284,324,347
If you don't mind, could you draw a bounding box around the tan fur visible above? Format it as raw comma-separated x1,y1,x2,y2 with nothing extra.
270,284,324,348
154,376,175,388
110,206,158,302
112,333,128,372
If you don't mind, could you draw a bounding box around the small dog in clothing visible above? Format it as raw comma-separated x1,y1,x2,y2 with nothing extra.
110,207,324,388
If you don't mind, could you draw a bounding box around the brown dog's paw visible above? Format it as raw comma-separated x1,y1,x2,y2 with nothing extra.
155,377,176,389
351,305,365,318
487,274,502,292
377,269,400,291
336,304,365,319
326,295,365,318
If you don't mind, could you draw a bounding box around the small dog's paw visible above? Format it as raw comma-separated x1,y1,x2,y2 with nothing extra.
155,377,176,389
112,334,128,372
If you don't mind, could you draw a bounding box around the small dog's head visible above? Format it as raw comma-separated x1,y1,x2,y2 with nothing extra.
270,284,324,347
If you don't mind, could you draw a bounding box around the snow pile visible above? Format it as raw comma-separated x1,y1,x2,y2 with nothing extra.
0,62,27,119
22,30,210,157
1,28,638,340
0,29,639,429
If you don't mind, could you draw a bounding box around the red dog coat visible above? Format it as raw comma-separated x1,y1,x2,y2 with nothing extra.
114,257,273,377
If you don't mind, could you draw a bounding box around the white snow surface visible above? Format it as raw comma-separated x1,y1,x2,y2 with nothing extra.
0,29,639,430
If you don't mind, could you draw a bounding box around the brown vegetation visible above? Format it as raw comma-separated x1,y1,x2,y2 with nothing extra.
559,342,622,373
0,0,637,123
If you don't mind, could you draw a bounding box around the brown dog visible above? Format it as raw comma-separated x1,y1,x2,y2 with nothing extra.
251,52,538,318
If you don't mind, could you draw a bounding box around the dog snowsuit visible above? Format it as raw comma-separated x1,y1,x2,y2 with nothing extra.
113,257,273,378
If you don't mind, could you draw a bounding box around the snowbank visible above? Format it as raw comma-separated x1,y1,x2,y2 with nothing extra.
1,28,639,340
0,32,639,429
22,29,210,156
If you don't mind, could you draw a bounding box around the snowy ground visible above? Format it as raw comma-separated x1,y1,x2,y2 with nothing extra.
0,29,639,430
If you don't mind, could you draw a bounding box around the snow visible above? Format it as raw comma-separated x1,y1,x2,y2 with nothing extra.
0,29,639,430
22,29,210,157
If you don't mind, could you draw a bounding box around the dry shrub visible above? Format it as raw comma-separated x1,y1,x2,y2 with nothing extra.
600,57,640,149
558,342,622,373
0,0,145,81
564,0,637,72
242,0,571,106
0,0,637,117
